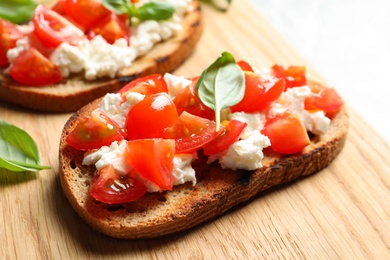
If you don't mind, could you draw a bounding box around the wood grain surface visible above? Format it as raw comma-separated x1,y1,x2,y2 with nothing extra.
1,0,389,259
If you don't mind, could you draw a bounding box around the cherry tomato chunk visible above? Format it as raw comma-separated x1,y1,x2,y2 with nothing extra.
305,87,344,117
126,138,175,190
0,19,25,66
126,93,178,140
9,48,62,86
33,4,84,48
164,111,224,154
231,71,284,113
237,60,254,72
261,113,310,154
271,64,307,89
203,120,247,156
89,164,147,204
87,13,130,44
119,74,168,98
65,0,111,30
66,109,125,151
173,77,215,120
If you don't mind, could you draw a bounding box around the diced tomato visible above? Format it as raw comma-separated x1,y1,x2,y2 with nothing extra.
261,113,310,154
51,0,86,31
89,164,147,204
0,19,25,66
164,111,224,154
65,0,111,30
271,64,307,89
230,71,285,113
51,0,67,15
203,120,247,156
173,77,215,120
304,87,344,117
66,109,126,151
126,93,178,140
237,60,254,72
126,138,175,190
32,4,84,48
9,47,62,86
119,74,168,98
87,13,130,44
26,32,55,58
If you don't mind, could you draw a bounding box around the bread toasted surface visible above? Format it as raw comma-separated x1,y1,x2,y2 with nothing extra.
0,1,203,113
59,80,349,239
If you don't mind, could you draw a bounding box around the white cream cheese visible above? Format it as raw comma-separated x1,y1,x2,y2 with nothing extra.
212,130,270,171
163,73,192,98
228,111,266,139
6,36,29,64
172,154,196,186
51,36,137,80
83,141,131,174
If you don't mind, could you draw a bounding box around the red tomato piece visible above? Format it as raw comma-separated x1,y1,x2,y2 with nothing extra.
126,138,175,190
126,93,178,140
87,13,130,44
65,0,111,30
231,71,284,113
89,164,147,204
51,0,86,31
9,47,62,86
272,64,307,89
51,0,67,15
173,77,215,120
164,111,224,154
33,4,84,48
261,113,310,154
203,120,247,156
237,60,254,72
304,87,344,117
27,32,55,58
66,109,126,151
119,74,168,98
0,19,24,66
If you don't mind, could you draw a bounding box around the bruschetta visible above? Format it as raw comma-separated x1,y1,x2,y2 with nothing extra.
59,52,349,239
0,0,203,112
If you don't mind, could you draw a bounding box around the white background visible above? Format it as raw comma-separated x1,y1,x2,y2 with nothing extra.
251,0,390,144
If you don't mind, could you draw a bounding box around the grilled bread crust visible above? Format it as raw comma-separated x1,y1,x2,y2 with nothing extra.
0,1,203,113
58,80,349,239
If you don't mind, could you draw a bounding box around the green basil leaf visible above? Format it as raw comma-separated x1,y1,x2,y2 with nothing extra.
101,0,132,15
201,0,232,11
0,158,49,172
0,121,50,172
196,52,245,131
135,2,175,21
0,0,38,24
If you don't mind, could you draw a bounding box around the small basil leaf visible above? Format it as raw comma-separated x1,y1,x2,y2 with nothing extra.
196,52,245,131
0,158,49,172
101,0,132,15
135,2,175,21
0,0,38,24
0,121,50,173
201,0,232,11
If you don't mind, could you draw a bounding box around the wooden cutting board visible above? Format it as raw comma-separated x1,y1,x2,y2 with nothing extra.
1,1,389,259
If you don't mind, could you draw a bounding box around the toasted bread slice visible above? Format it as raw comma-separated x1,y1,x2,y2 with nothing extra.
59,80,349,239
0,1,203,113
